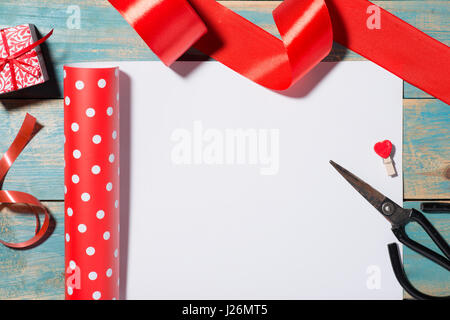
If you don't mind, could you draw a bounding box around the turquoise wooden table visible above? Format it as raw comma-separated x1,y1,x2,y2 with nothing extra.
0,0,448,299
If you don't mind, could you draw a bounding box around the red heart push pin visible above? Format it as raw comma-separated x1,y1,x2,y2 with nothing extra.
374,140,396,176
374,140,392,159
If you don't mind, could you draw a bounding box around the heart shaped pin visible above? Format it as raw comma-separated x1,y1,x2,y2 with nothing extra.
374,140,393,159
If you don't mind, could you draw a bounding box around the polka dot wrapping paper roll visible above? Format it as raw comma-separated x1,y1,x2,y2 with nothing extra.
64,65,120,300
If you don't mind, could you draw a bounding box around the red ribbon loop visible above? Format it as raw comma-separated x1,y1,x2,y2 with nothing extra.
109,0,333,90
0,29,53,91
0,114,50,249
108,0,450,103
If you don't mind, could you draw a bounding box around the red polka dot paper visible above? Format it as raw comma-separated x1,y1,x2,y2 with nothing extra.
64,65,120,300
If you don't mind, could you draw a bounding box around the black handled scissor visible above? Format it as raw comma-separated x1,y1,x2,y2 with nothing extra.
330,160,450,300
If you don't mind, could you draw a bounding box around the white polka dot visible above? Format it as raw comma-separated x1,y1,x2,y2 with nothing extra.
92,135,102,144
67,207,73,216
114,248,119,258
64,185,68,194
88,272,98,280
78,224,87,233
73,149,81,159
91,165,101,175
65,96,70,106
69,260,76,270
98,79,106,88
81,193,91,202
86,247,95,256
96,210,105,219
72,174,80,184
112,131,117,140
103,231,110,240
107,107,113,116
75,80,85,90
117,278,120,286
71,122,79,132
117,93,119,101
64,70,67,79
106,182,113,191
109,154,115,163
115,200,119,209
65,233,70,242
106,268,113,277
86,108,95,117
67,287,73,295
92,291,101,300
112,297,116,300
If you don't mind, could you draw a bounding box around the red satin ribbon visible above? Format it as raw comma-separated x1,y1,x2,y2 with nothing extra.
0,114,50,249
108,0,450,104
0,29,53,91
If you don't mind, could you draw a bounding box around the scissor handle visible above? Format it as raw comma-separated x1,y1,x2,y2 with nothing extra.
388,243,450,300
409,209,450,259
392,215,450,272
389,209,450,300
392,208,450,272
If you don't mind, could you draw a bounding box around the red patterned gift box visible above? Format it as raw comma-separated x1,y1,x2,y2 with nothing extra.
0,24,50,94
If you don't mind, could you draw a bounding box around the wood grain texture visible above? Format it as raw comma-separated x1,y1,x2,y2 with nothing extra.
403,201,450,299
0,0,448,300
404,99,450,200
0,202,64,300
0,101,63,201
0,1,448,99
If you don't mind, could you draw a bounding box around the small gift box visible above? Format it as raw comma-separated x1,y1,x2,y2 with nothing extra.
0,24,51,94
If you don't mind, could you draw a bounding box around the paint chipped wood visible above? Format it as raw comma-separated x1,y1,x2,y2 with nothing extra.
0,0,448,300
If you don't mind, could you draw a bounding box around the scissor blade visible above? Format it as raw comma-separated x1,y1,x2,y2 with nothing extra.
329,160,411,226
329,160,387,213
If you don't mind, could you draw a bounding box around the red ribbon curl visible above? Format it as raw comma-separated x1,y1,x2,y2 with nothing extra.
0,114,50,249
108,0,450,104
0,29,53,91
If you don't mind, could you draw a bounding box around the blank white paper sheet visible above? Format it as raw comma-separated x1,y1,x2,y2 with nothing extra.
115,61,403,299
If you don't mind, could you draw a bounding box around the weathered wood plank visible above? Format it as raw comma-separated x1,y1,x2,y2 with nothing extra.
403,99,450,200
0,1,448,99
0,100,64,201
0,201,64,300
404,83,433,100
0,0,448,301
403,201,450,298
